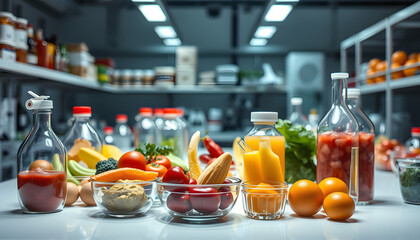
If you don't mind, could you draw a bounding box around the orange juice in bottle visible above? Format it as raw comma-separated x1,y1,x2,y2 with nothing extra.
244,112,285,182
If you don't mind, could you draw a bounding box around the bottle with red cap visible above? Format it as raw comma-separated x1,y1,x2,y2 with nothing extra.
103,126,114,145
159,108,187,160
62,106,102,153
113,114,134,152
134,108,158,147
154,108,164,129
405,127,420,156
175,108,189,149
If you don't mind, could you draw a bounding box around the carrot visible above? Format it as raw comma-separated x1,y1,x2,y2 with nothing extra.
90,168,158,182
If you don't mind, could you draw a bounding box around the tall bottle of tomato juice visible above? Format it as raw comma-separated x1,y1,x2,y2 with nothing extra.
17,91,67,213
244,112,285,182
317,73,359,204
347,88,375,204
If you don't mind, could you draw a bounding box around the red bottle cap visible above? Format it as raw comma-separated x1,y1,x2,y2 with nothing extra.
412,127,420,134
103,126,113,134
116,114,128,122
139,107,153,115
176,108,184,117
154,108,164,116
163,108,177,114
73,106,91,116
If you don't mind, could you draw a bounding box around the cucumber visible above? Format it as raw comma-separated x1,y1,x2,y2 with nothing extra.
52,154,64,171
167,153,189,171
67,167,80,185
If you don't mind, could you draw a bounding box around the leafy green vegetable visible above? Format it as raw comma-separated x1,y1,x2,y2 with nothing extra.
399,164,420,203
276,119,317,183
135,143,174,162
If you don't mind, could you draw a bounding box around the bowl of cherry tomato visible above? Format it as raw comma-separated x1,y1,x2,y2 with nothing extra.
156,169,241,221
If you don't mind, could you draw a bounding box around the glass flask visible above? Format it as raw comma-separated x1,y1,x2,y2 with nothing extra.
160,108,187,160
347,88,375,204
134,108,158,147
317,73,359,204
244,112,285,182
62,106,102,161
113,114,134,152
289,97,310,130
17,91,67,213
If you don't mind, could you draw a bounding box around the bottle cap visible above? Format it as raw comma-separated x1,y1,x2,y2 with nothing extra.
250,112,278,123
116,114,128,122
310,108,318,115
73,106,91,117
176,108,184,117
347,88,361,98
139,107,153,115
154,108,164,116
163,108,178,114
103,126,113,134
291,97,303,105
25,91,53,110
412,127,420,134
331,72,349,80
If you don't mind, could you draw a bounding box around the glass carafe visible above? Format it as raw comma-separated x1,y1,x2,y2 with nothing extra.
134,108,158,147
347,88,375,204
17,91,67,213
244,112,285,182
317,73,359,204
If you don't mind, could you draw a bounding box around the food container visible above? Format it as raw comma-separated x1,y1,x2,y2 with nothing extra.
156,177,241,221
155,66,175,86
14,17,28,63
397,158,420,205
91,179,156,217
176,46,197,66
241,181,288,220
216,64,239,85
142,69,155,85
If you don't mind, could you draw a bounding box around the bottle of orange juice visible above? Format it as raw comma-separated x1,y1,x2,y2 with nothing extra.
244,112,285,182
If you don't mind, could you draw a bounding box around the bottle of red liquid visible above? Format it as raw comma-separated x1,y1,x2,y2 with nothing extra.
347,88,375,204
35,29,48,68
317,73,359,204
17,91,67,213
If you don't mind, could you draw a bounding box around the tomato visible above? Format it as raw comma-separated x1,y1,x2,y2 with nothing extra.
162,166,190,192
166,193,192,213
199,154,213,164
323,192,355,221
146,163,167,178
318,177,349,199
288,179,324,217
218,187,233,210
118,151,146,170
202,136,224,158
189,178,197,185
381,139,393,151
152,155,172,169
189,187,221,214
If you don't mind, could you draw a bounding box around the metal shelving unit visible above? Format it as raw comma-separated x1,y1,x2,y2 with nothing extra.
340,1,420,137
0,59,286,94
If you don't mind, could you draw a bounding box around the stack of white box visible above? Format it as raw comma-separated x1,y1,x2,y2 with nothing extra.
176,46,197,85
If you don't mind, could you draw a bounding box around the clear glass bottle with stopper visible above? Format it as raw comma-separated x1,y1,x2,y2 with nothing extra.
17,91,67,213
289,97,310,130
317,73,359,204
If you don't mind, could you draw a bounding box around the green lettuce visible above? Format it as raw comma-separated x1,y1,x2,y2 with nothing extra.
276,119,317,183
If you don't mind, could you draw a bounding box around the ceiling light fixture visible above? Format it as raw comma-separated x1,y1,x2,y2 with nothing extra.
250,38,267,46
164,38,182,46
155,26,177,38
264,5,293,22
138,5,167,22
132,0,156,2
275,0,299,2
254,26,277,38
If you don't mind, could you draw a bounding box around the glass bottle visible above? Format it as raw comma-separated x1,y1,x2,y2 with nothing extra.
154,108,164,130
317,73,359,204
406,127,420,156
160,108,187,160
176,108,189,152
26,24,37,65
17,91,66,213
347,88,375,204
113,114,134,152
308,108,319,134
103,126,114,145
62,106,102,160
134,108,158,147
35,29,47,68
244,112,285,182
289,97,310,130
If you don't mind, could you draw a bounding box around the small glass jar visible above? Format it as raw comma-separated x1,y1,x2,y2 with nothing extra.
14,17,27,63
111,70,121,85
133,70,144,86
0,40,16,61
0,11,15,44
121,69,133,86
154,66,175,86
142,69,155,85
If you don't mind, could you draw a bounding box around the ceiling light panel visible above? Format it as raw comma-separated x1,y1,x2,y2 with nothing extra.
155,26,177,38
254,26,277,38
139,5,167,22
275,0,299,2
132,0,156,2
164,38,181,46
250,38,267,46
265,5,293,22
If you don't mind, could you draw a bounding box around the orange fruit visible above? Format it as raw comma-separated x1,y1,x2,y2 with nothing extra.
417,54,420,63
323,192,355,221
247,183,283,214
288,179,324,217
366,68,376,84
90,167,158,182
375,61,387,82
391,63,404,80
408,52,417,61
392,51,407,65
368,58,381,69
403,59,418,77
318,177,349,199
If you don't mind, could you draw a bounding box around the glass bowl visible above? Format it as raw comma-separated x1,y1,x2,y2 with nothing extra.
241,181,288,220
91,179,156,217
397,158,420,205
156,177,241,221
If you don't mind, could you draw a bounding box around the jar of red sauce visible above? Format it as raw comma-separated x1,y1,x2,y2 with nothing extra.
17,91,67,213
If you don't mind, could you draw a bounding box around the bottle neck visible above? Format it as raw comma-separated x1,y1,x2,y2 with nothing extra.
33,110,52,130
347,97,360,109
291,104,303,115
332,78,347,106
253,122,276,127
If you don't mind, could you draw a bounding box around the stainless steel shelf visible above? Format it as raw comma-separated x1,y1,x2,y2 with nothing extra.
359,75,420,94
0,59,286,94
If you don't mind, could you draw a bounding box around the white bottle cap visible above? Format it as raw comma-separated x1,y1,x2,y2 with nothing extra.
291,97,303,105
347,88,360,98
250,112,278,123
25,91,53,110
331,72,349,80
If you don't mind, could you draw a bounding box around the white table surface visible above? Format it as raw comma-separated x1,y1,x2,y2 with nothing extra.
0,170,418,240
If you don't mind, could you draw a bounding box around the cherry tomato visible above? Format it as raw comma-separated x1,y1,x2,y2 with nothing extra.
199,154,213,164
323,192,355,221
166,193,192,213
118,151,146,170
381,139,392,151
146,163,167,178
162,166,190,192
152,155,172,169
190,187,221,214
288,179,324,217
202,136,224,158
218,187,233,210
